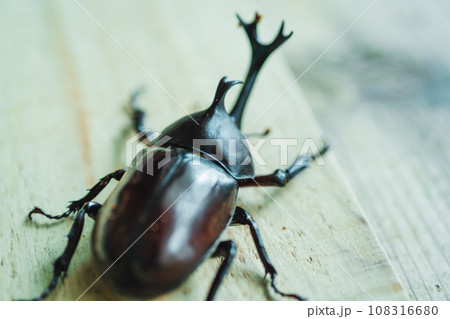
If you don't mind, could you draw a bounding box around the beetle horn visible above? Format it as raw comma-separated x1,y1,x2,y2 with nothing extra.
210,76,242,110
230,13,293,128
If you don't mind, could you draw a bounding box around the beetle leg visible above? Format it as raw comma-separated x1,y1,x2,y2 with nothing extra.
238,143,329,187
230,13,293,128
129,89,156,146
231,207,305,301
244,127,271,138
28,169,125,221
24,202,101,301
206,240,237,301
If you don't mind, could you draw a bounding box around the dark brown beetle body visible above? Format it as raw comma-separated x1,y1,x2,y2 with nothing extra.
94,147,238,298
24,13,328,301
94,80,247,298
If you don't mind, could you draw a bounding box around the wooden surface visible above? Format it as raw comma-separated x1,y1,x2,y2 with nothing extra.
0,0,407,300
266,0,450,300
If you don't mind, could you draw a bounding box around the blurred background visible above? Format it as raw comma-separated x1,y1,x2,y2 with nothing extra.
271,0,450,300
1,0,448,300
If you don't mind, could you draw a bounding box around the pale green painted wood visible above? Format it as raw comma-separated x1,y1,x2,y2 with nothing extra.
0,0,407,300
267,0,450,301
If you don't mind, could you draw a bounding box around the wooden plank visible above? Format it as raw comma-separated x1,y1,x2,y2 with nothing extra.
0,0,407,300
270,0,450,300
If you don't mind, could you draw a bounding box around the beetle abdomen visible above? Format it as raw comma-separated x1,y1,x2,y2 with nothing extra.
93,147,238,299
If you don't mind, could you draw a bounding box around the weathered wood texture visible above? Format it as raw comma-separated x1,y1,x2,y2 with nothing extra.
0,0,407,300
266,0,450,300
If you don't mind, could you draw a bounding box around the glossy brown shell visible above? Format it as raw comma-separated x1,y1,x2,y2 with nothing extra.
152,77,255,179
92,147,238,299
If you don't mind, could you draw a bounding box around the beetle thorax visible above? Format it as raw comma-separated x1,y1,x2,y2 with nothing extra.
152,78,255,179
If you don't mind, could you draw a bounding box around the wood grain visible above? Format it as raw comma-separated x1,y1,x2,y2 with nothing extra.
269,0,450,300
0,0,406,300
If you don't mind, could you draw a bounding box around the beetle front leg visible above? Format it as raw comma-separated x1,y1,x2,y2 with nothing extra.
206,240,237,301
238,143,329,187
28,169,125,220
231,206,305,301
23,202,101,301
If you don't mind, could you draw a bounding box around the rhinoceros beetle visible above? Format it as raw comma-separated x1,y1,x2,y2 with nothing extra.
25,13,328,301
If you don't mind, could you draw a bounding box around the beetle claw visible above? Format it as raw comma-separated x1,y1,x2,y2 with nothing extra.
270,273,306,301
28,206,73,221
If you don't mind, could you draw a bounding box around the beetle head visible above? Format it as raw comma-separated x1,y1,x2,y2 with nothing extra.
152,77,255,179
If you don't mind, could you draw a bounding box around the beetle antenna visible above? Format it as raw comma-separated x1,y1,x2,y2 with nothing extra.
270,273,306,301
